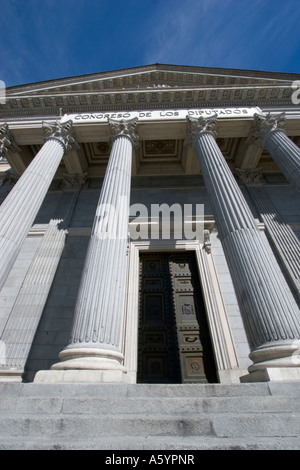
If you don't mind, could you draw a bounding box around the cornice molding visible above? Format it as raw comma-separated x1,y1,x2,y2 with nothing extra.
0,94,297,118
6,64,299,93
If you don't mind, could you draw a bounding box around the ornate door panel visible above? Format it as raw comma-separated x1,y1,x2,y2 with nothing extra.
137,254,181,383
138,252,217,384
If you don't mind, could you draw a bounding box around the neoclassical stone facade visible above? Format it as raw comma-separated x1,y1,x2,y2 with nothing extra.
0,64,299,385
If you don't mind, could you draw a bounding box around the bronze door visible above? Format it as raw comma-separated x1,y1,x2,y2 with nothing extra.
137,252,217,384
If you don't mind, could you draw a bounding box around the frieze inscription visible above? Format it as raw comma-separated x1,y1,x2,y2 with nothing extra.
63,107,261,124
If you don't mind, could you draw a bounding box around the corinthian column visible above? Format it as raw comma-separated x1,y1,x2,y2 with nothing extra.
0,120,78,292
40,118,139,384
0,172,87,382
251,113,300,194
234,168,300,301
186,115,300,382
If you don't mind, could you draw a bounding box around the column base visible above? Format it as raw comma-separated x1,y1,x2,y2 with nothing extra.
34,368,129,384
240,367,300,383
54,346,126,370
34,346,128,384
241,340,300,382
0,368,23,383
248,339,300,372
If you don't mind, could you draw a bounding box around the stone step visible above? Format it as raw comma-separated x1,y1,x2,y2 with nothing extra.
0,381,299,450
1,435,300,451
0,381,299,398
0,413,299,440
0,395,299,415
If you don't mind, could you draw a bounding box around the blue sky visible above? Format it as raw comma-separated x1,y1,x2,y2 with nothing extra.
1,0,300,88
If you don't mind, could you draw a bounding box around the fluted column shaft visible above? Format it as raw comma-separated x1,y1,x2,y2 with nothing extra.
55,118,139,373
0,220,67,375
0,121,77,292
186,116,300,374
0,174,86,381
252,113,300,194
234,170,300,300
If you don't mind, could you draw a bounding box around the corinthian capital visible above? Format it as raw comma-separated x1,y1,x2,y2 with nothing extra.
108,117,139,148
63,172,88,189
0,123,20,157
249,113,286,146
234,168,263,185
185,115,218,147
43,120,79,152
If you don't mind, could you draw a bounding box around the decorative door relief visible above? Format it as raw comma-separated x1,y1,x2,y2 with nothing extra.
138,252,217,383
170,254,217,383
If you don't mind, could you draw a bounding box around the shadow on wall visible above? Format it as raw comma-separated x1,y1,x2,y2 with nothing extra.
24,235,89,382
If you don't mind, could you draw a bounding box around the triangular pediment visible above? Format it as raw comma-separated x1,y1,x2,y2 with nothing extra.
2,64,299,118
7,64,298,96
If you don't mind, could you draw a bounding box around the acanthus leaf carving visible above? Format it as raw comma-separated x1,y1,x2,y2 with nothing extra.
62,172,88,189
0,123,20,157
185,115,218,147
43,120,79,153
108,117,139,148
249,112,286,146
203,229,212,253
234,168,263,185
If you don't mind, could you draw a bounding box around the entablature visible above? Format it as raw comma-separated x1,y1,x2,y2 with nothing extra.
1,106,300,179
1,85,297,117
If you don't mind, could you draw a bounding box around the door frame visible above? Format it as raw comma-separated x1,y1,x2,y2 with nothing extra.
122,236,240,384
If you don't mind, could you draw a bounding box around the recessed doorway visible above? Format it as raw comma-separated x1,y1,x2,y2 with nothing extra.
137,252,218,383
